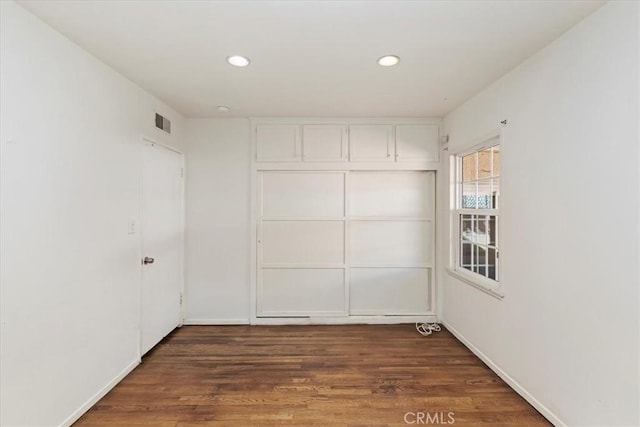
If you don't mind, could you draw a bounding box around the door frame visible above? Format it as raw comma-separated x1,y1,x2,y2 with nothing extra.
138,136,185,358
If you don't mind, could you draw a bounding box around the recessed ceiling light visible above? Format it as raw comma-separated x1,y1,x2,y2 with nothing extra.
217,105,230,112
227,55,250,67
377,55,400,67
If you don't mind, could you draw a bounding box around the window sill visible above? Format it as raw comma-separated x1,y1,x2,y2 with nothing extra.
445,268,505,300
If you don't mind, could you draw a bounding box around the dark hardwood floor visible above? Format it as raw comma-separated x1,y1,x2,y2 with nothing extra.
74,325,550,426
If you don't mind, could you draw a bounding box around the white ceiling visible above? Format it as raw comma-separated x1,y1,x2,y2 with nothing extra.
19,0,605,118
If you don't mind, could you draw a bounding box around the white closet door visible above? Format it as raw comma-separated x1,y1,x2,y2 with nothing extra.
350,221,432,267
350,172,434,218
348,172,434,315
258,172,346,316
262,172,344,218
262,220,344,266
350,268,431,315
257,171,435,318
260,269,345,316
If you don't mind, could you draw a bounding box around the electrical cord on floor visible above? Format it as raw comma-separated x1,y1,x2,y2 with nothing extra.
416,322,441,336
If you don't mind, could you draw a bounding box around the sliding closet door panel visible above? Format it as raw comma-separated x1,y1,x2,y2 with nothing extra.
261,220,344,266
260,268,345,316
350,268,431,314
350,221,432,267
262,172,344,218
349,172,434,218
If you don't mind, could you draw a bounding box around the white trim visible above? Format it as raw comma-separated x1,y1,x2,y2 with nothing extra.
449,131,502,295
446,268,504,299
262,217,345,221
139,137,185,354
141,135,182,155
253,315,436,325
453,129,501,156
59,359,139,427
259,310,347,317
343,171,351,316
349,309,433,316
249,167,258,324
254,161,441,171
250,117,441,125
183,318,250,325
179,148,186,327
442,321,563,427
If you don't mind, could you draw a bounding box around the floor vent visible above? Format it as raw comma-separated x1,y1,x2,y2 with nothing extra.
155,113,171,134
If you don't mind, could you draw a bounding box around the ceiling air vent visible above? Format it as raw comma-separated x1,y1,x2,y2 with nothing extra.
155,113,171,134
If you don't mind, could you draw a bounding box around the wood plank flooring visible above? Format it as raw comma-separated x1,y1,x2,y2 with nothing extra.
74,325,550,426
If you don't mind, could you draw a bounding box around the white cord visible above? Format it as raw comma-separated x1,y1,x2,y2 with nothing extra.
416,322,441,336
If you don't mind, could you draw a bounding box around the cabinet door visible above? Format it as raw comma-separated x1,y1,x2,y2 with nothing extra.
303,125,347,162
395,124,439,161
256,125,301,162
349,125,394,162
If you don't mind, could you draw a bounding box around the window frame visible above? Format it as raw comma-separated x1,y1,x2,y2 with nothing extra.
448,132,504,299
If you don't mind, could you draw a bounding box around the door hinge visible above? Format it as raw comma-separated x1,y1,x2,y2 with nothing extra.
180,294,183,305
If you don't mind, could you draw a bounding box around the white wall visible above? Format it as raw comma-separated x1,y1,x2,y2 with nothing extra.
184,119,251,323
441,2,639,426
0,2,184,426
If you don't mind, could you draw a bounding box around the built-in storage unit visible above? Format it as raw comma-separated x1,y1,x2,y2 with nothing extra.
252,118,440,324
256,124,301,162
256,121,439,166
302,124,348,162
348,125,394,162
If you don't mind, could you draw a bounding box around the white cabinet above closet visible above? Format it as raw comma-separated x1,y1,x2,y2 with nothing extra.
303,124,348,162
256,124,301,162
253,119,441,169
395,124,439,161
348,125,394,162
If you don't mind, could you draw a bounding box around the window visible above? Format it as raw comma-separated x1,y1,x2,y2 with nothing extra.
453,139,500,287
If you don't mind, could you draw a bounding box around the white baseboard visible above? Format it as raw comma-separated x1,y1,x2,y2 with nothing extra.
251,315,437,325
183,318,250,325
442,320,564,427
184,317,437,326
59,359,140,427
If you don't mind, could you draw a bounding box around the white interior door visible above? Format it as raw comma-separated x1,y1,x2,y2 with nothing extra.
141,141,183,355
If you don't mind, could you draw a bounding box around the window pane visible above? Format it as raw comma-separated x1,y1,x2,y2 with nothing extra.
461,242,472,268
488,216,497,246
461,215,473,242
462,182,477,208
477,245,486,266
477,179,491,209
491,177,500,209
478,149,492,179
475,215,489,245
462,153,476,182
492,146,500,177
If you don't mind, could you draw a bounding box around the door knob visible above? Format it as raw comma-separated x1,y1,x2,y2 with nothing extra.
143,256,155,265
